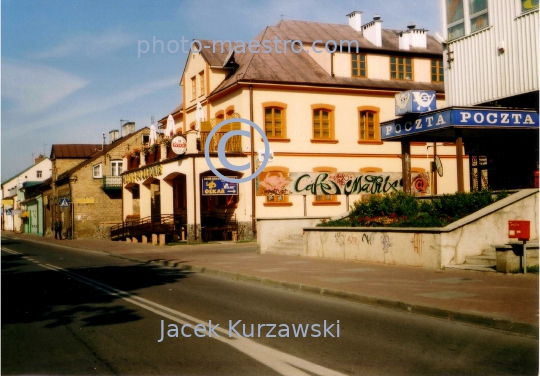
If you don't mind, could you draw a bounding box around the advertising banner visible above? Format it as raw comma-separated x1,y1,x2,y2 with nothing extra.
202,176,239,195
256,171,430,196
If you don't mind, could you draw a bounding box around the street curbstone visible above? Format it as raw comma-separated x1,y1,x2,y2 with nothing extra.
300,285,322,295
280,281,301,291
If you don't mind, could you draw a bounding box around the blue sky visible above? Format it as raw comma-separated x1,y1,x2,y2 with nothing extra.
1,0,441,181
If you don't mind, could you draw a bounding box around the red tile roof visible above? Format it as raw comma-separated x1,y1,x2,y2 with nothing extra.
50,144,102,159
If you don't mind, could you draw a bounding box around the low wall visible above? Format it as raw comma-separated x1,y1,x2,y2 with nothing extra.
303,189,539,269
257,216,331,253
304,227,443,268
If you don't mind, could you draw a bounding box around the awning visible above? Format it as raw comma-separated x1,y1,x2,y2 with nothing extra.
19,211,30,218
380,106,539,142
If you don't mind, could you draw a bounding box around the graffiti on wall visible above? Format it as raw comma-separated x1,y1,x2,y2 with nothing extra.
256,171,429,196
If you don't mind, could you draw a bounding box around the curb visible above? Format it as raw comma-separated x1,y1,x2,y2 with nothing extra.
5,235,539,338
152,259,539,339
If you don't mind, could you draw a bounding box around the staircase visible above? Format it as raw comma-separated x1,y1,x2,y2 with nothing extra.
446,248,497,272
266,234,304,256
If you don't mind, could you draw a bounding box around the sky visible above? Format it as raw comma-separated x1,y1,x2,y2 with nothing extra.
1,0,442,182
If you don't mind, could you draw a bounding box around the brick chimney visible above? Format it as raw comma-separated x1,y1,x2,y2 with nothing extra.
34,154,45,164
362,15,383,48
347,11,362,32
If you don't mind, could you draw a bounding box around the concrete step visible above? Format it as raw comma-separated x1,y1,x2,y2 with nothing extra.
446,264,497,272
465,255,496,266
482,248,496,257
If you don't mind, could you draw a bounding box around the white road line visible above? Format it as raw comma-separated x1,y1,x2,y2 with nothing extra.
1,247,22,255
39,262,346,376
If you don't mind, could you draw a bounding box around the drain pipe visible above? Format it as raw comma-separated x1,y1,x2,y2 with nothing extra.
249,85,256,236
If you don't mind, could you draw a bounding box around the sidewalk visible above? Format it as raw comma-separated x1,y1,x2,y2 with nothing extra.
3,232,539,337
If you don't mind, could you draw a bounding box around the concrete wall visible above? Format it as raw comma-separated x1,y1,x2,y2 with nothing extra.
257,216,331,253
303,189,539,269
441,189,539,265
304,227,443,268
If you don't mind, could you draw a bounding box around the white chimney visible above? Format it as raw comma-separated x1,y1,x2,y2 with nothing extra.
399,22,427,50
121,122,135,137
109,129,120,144
347,11,362,32
399,32,410,50
362,15,383,48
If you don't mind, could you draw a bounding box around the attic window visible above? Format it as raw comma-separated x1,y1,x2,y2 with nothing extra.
142,135,150,145
93,164,102,179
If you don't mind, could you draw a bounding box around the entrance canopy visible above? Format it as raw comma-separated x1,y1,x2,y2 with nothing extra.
380,106,539,193
381,107,538,142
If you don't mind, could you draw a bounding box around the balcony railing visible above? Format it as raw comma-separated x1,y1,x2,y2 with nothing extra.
102,175,123,190
199,132,242,152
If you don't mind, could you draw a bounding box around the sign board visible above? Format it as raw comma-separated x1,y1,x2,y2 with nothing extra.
59,198,70,207
509,220,530,241
6,209,13,215
382,108,539,140
202,176,238,195
2,199,13,205
395,90,437,115
75,197,94,204
13,209,22,215
171,136,187,155
256,171,430,196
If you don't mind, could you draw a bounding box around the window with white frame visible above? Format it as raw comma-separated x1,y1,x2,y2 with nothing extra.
446,0,465,40
111,160,123,176
446,0,491,41
469,0,489,33
93,164,102,178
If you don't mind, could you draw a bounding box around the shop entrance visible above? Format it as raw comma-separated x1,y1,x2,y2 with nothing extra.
199,170,240,242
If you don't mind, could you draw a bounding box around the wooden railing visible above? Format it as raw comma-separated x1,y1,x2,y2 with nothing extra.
111,213,187,241
199,132,242,152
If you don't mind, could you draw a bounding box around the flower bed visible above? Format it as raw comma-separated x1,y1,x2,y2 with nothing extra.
318,190,509,228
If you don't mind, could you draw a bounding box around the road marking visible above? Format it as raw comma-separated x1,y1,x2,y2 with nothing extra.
1,247,22,255
38,262,346,376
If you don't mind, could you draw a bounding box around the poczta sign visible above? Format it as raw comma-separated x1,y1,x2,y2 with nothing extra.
382,109,538,139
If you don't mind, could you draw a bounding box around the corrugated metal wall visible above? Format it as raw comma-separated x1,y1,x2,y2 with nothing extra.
443,1,538,106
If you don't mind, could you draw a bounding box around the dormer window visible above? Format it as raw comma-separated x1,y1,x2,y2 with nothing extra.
351,53,367,78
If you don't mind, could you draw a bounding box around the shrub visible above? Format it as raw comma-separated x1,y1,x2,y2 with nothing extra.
318,190,509,228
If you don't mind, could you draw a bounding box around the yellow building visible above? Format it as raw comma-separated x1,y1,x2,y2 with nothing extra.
121,13,467,243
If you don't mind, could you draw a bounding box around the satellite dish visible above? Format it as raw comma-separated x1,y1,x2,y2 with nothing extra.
434,154,443,177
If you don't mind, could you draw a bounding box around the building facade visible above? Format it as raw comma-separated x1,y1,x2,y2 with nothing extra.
438,0,539,190
1,156,52,234
441,0,538,108
43,124,148,239
121,12,472,242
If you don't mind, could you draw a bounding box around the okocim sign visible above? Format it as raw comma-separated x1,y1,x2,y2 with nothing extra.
171,136,187,155
381,107,539,140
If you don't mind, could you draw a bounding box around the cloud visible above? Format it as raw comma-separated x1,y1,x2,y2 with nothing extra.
32,29,135,59
2,76,178,140
2,59,89,114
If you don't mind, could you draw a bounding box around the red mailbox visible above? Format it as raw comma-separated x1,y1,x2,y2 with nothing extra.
508,220,530,241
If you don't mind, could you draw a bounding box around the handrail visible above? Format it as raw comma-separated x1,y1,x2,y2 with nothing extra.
111,213,187,240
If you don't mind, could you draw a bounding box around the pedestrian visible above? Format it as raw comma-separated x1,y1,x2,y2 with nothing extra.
54,217,62,240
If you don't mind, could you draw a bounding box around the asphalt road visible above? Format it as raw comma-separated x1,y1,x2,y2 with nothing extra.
2,237,538,375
